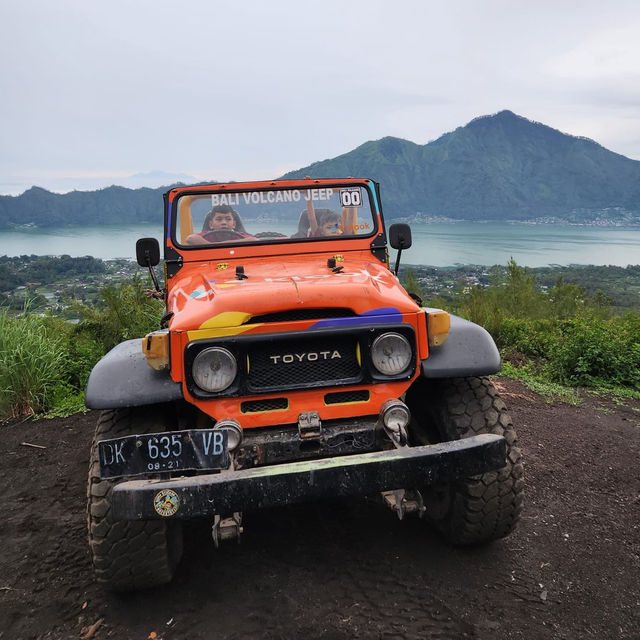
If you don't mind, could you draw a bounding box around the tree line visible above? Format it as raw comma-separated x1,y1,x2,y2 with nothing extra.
0,255,106,290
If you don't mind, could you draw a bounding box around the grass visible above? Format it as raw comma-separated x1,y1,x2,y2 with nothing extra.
0,310,69,418
499,361,582,405
585,386,640,402
500,359,640,407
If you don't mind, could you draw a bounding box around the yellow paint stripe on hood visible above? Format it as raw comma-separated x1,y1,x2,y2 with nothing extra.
187,310,260,340
187,324,263,341
200,311,253,329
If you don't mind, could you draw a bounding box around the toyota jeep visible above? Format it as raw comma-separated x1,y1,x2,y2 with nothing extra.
85,178,523,591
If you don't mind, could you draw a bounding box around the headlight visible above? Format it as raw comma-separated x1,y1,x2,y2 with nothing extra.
192,347,237,392
371,332,412,375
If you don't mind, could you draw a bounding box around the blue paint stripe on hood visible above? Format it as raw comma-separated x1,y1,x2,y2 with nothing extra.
311,307,402,329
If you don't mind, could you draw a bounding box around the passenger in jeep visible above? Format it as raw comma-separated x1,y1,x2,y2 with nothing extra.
313,209,342,236
292,207,348,238
186,205,255,245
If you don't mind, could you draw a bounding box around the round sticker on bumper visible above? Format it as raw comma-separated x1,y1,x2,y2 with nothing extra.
153,489,180,517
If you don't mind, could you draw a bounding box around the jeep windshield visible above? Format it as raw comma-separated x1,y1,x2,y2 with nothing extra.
173,183,377,248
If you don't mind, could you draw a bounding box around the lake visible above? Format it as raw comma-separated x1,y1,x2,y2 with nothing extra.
1,221,639,267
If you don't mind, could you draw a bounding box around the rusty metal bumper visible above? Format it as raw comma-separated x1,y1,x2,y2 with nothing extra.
111,434,506,520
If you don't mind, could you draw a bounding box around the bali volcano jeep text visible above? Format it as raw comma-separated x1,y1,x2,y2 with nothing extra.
85,178,523,591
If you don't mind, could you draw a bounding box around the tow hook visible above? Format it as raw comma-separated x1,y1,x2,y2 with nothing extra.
212,512,243,547
381,489,426,520
298,411,322,440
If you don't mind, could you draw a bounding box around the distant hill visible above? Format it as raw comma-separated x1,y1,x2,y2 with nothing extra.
282,111,640,222
2,110,640,228
0,185,167,229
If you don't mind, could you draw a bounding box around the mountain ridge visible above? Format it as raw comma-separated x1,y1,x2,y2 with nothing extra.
2,110,640,228
281,110,640,222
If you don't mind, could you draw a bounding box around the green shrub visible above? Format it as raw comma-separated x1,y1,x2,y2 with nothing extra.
494,317,557,357
547,279,587,319
40,382,86,418
451,259,640,393
548,314,640,388
458,285,503,337
71,276,164,351
457,260,548,337
65,334,105,389
0,310,69,418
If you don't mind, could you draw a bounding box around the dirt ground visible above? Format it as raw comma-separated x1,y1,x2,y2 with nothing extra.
1,378,639,640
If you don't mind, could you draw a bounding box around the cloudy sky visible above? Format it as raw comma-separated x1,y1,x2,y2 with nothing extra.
1,0,639,195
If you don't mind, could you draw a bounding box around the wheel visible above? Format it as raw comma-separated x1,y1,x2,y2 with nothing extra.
202,228,247,242
87,405,183,591
405,376,524,544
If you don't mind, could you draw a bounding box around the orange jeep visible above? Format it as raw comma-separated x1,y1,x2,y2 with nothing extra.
86,178,523,590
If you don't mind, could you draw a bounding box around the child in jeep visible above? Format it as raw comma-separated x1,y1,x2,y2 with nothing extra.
186,204,254,245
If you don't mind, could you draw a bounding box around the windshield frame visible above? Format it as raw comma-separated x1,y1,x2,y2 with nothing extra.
168,180,380,252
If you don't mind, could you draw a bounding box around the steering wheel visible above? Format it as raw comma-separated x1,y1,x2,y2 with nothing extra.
201,229,246,242
253,231,288,238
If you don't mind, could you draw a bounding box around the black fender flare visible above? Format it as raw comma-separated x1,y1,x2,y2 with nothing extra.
85,339,183,410
421,314,500,378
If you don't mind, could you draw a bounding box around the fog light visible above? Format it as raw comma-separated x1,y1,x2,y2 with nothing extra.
214,419,243,450
380,399,410,431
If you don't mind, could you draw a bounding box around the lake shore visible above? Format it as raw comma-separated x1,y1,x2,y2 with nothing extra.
2,221,640,267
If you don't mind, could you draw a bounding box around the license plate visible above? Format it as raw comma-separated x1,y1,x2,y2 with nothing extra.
98,429,229,479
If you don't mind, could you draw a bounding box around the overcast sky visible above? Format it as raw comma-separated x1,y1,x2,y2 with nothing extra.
2,0,640,195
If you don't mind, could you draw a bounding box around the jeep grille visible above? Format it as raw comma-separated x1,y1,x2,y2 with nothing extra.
246,334,361,392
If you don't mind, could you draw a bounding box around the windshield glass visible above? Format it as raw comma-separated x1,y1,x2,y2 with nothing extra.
174,184,376,248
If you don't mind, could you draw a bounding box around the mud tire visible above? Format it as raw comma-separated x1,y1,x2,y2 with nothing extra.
406,376,524,544
87,406,183,591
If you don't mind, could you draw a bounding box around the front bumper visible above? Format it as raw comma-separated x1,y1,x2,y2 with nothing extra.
112,434,506,520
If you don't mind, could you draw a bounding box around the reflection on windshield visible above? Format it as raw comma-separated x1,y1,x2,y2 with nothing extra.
176,185,374,247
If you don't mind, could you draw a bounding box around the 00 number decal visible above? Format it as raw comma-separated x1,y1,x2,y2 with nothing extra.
340,188,362,207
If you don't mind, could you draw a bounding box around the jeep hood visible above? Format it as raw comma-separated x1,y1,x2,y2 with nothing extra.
166,255,417,331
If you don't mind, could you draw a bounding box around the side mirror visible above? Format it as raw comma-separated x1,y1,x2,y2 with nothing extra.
136,238,160,267
389,223,412,250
